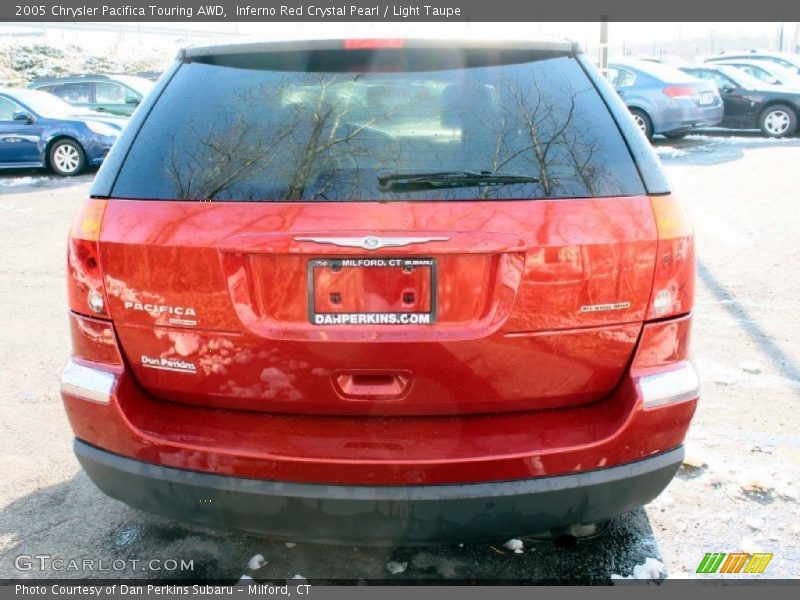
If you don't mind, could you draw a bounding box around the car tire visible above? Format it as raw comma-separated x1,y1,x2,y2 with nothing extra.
663,130,689,140
49,139,86,176
759,104,797,138
629,109,653,141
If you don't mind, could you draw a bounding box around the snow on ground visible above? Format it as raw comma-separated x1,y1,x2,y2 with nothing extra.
0,176,47,187
611,557,667,581
685,131,797,143
386,561,408,575
654,146,690,158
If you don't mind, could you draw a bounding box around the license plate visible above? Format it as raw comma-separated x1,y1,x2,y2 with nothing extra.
699,92,714,105
308,258,437,325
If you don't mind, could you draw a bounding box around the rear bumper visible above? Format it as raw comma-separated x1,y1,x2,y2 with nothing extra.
654,102,724,133
75,439,683,545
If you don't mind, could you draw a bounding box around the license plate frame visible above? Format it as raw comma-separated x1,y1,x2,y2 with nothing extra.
307,257,438,326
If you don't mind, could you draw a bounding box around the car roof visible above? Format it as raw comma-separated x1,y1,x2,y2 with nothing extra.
0,87,45,98
608,58,695,81
714,58,771,65
712,58,796,73
181,36,578,60
0,87,72,108
710,50,794,58
30,73,150,85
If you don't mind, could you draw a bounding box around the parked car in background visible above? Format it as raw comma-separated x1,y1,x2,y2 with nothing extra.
636,55,687,66
607,59,723,140
705,51,800,75
0,89,125,175
61,38,698,545
28,74,155,116
712,59,800,88
680,64,800,137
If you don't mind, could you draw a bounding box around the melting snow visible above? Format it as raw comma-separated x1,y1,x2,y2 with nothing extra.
740,536,764,555
386,561,407,574
0,177,43,187
682,444,710,468
738,469,774,494
739,361,762,375
247,554,266,570
611,557,667,580
503,539,524,553
745,517,765,530
654,146,689,158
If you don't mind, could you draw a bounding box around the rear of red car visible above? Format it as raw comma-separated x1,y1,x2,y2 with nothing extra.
61,39,698,545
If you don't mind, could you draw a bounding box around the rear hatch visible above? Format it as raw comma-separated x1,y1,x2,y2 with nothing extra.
97,41,658,416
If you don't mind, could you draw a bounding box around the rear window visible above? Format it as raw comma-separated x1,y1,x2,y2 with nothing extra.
112,50,644,201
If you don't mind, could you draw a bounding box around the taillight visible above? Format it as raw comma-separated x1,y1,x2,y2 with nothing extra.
343,39,406,50
67,199,109,318
632,315,699,408
647,195,695,320
662,86,696,98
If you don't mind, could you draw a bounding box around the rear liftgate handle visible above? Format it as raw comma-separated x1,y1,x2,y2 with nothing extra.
332,371,413,400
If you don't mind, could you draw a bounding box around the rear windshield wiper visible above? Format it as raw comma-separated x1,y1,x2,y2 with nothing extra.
377,169,539,192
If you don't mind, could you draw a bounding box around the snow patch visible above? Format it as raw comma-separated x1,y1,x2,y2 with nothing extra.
739,361,762,375
611,558,667,580
0,176,43,187
682,444,710,468
738,469,774,494
740,536,763,555
503,538,524,554
745,517,764,530
773,479,798,501
247,554,266,570
386,561,407,574
654,146,689,158
285,542,296,549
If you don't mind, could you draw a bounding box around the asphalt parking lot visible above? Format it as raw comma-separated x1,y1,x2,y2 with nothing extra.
0,131,799,582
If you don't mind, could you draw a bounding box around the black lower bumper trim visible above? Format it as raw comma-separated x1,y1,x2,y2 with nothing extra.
74,440,683,546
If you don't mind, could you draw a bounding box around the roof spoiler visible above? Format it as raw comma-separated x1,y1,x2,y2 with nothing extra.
177,38,580,62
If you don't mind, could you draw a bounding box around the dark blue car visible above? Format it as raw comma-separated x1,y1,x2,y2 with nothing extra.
0,89,125,176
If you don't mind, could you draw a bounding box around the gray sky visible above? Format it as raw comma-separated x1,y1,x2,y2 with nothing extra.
0,21,790,58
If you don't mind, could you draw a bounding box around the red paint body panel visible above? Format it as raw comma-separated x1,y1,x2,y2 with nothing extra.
63,355,696,485
63,193,698,486
97,197,658,416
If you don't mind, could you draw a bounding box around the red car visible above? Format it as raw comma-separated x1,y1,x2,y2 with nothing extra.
61,38,698,545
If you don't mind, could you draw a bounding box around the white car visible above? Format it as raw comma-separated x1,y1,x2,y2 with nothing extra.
705,51,800,76
713,59,800,88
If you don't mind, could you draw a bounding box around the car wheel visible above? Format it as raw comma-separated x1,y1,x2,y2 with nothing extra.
630,109,653,141
759,104,797,138
49,139,86,176
663,130,689,140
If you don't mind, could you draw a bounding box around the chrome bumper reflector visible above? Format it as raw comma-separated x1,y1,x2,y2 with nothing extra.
61,359,116,404
639,361,700,408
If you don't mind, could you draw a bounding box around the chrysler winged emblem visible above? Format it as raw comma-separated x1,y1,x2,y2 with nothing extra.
294,235,450,250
